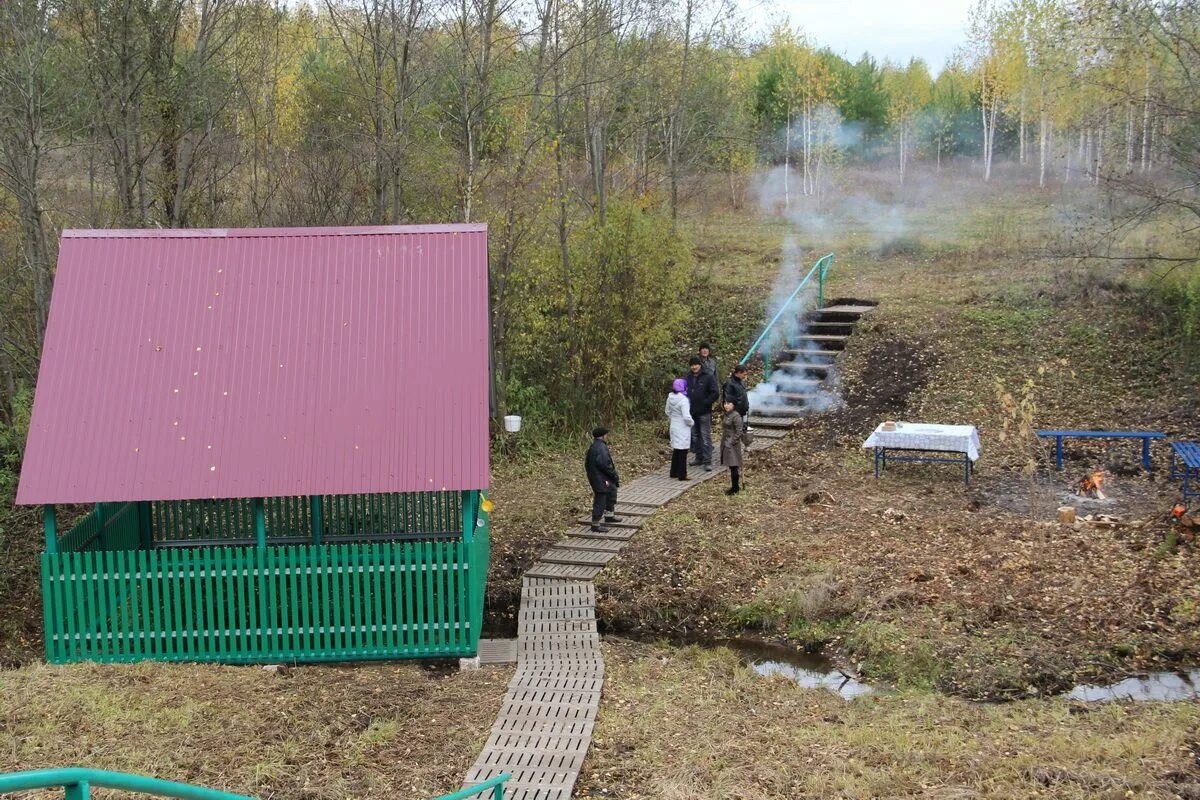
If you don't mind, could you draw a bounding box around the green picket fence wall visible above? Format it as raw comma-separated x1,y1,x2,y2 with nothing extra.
42,535,488,664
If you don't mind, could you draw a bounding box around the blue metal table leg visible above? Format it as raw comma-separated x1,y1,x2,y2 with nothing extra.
1055,437,1063,470
874,448,881,478
1142,438,1152,472
964,454,971,485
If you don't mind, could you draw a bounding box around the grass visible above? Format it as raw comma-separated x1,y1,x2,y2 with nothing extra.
579,639,1200,799
0,660,512,798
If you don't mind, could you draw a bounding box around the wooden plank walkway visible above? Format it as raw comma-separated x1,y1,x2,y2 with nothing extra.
460,304,873,797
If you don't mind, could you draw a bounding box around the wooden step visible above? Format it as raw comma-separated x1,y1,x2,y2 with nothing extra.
753,404,807,416
540,548,617,567
562,525,636,541
775,361,830,372
765,369,822,381
524,562,604,581
820,304,875,314
557,537,627,553
793,334,849,342
781,348,838,357
574,517,641,529
749,427,788,438
774,392,819,402
748,415,801,428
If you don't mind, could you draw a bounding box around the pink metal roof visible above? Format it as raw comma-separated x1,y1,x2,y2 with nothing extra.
17,224,490,505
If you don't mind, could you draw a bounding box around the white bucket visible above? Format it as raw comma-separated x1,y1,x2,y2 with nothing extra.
503,415,522,433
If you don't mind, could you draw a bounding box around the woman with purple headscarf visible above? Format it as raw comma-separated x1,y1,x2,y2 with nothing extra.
666,378,694,480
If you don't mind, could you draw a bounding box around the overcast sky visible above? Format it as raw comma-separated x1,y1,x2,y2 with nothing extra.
739,0,975,74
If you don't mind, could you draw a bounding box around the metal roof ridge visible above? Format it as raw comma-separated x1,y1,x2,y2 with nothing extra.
61,223,489,239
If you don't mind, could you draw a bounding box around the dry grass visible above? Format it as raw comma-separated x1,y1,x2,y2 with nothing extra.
579,639,1200,800
0,660,512,798
596,184,1200,698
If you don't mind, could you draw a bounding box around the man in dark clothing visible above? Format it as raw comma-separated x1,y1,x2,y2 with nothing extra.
698,342,717,378
686,357,719,470
585,427,622,532
723,362,750,423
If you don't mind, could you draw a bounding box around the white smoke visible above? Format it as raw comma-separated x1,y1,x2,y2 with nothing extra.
744,232,843,417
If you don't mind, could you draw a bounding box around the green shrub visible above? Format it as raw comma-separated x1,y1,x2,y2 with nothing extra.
503,197,693,425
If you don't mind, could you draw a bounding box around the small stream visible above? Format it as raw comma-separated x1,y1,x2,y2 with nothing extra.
710,637,875,700
715,637,1200,704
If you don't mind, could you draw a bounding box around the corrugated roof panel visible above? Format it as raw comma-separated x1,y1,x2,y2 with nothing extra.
17,225,490,505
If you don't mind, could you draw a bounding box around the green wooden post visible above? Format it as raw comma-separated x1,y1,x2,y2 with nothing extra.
310,496,323,545
253,499,266,548
64,780,90,800
137,502,153,550
43,505,58,554
95,503,107,549
461,491,478,543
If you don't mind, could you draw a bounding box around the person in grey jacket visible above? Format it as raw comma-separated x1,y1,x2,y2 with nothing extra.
584,427,622,532
720,400,744,495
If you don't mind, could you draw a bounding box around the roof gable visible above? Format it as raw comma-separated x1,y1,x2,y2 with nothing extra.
17,225,490,504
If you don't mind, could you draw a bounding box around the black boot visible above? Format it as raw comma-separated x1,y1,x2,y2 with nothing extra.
590,523,611,533
604,515,623,523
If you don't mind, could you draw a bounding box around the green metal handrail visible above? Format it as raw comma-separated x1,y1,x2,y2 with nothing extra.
0,768,252,800
0,769,511,800
740,252,834,376
433,774,512,800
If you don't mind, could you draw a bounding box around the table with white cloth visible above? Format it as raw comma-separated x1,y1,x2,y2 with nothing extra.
862,422,982,484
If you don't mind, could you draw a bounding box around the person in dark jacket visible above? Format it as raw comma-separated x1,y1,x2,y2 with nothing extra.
723,362,750,425
685,357,719,470
584,427,622,532
698,342,717,378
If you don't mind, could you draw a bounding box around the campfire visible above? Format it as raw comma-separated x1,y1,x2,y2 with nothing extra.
1076,469,1108,500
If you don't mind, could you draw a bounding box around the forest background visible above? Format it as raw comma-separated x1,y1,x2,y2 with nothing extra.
1,0,1200,509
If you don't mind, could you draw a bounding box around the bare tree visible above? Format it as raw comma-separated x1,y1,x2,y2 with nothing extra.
0,0,59,346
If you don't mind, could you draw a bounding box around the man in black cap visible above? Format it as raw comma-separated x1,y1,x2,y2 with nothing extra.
686,357,719,471
584,427,622,532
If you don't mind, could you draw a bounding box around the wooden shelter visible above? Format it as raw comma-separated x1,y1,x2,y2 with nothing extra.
18,225,493,664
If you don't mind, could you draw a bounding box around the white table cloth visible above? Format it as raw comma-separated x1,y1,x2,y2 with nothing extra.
862,422,981,461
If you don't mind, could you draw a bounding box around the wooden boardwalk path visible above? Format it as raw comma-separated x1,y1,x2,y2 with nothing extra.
461,467,724,799
461,304,873,799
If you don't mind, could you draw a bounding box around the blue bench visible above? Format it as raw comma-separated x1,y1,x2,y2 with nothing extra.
1170,442,1200,500
1037,430,1167,472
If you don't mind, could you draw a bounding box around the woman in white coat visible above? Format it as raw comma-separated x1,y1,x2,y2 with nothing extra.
666,378,694,480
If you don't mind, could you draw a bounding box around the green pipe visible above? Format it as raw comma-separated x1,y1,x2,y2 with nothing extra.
43,504,58,554
739,252,835,367
433,773,511,800
0,768,253,800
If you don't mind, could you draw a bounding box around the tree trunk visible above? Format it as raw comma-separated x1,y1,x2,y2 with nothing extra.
783,105,791,211
1141,63,1151,172
1039,107,1047,188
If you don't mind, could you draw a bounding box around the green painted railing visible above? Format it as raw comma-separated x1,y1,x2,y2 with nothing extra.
740,252,834,377
0,768,252,800
433,774,511,800
0,768,511,800
41,492,490,664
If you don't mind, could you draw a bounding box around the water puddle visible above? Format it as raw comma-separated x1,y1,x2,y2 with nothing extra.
718,637,875,700
1063,670,1200,703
